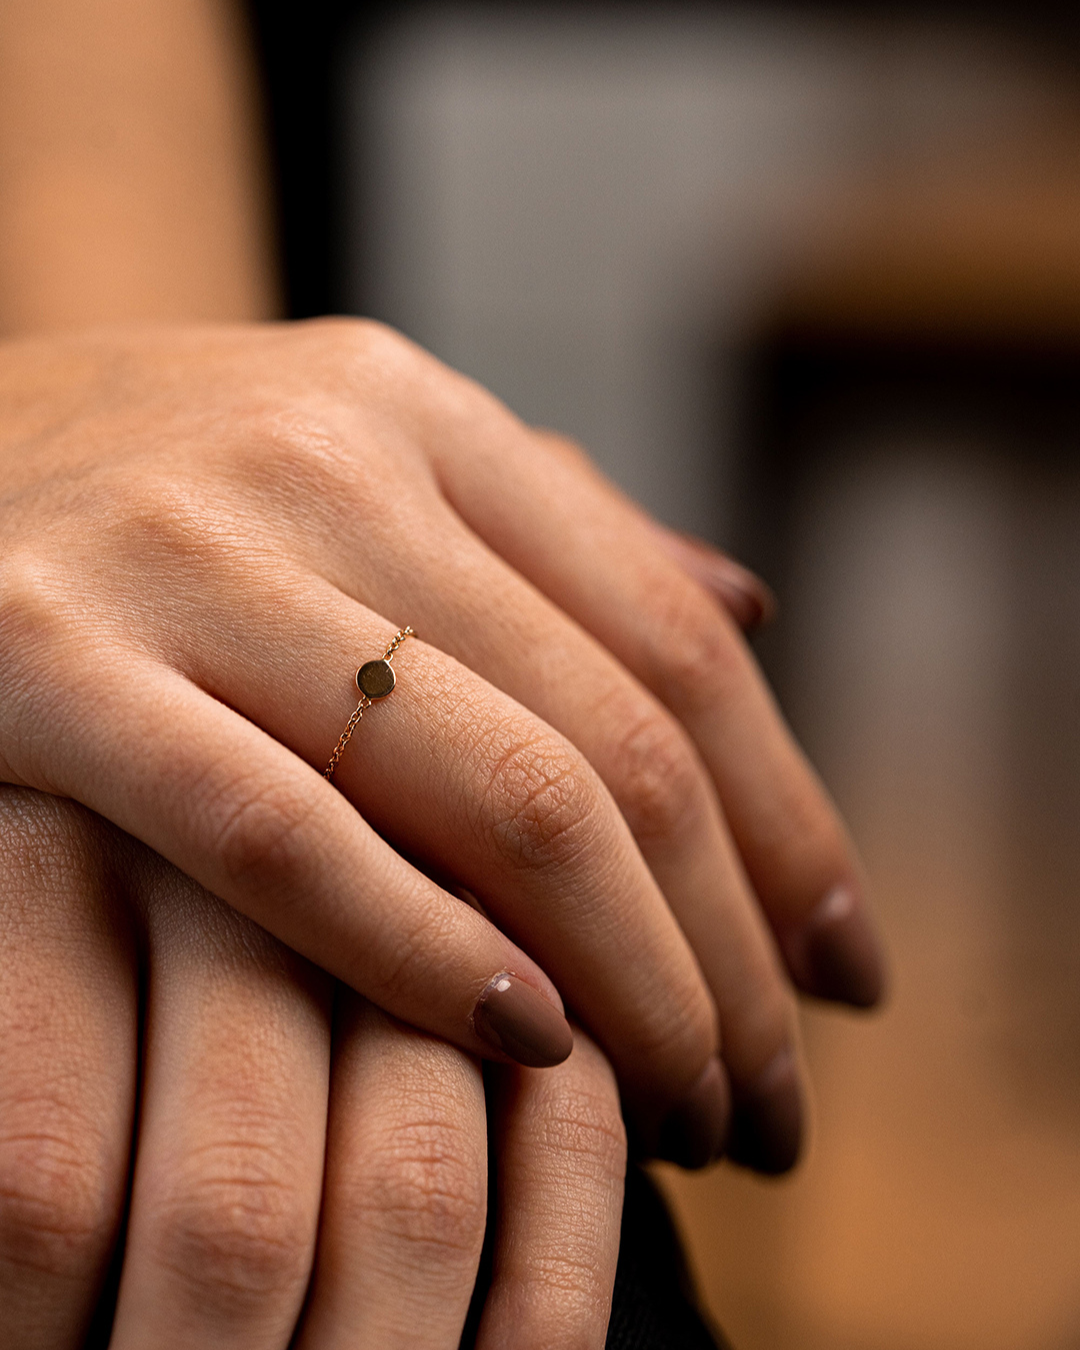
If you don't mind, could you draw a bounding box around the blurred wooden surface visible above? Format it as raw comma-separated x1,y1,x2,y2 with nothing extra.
658,438,1080,1350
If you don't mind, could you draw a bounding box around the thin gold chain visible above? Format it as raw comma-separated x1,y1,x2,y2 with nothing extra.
383,627,414,660
323,627,415,782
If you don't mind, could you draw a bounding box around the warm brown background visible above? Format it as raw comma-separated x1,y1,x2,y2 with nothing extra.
660,402,1080,1350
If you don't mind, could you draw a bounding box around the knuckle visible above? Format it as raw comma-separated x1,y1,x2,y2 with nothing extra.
305,315,418,378
208,777,319,895
347,1116,486,1265
626,977,718,1091
532,428,592,467
95,475,223,571
536,1084,627,1185
148,1148,313,1313
0,1117,115,1281
227,411,360,503
479,734,601,876
609,706,710,846
0,550,65,660
648,589,745,714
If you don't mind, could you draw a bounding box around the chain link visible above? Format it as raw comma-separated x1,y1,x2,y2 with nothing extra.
323,627,415,782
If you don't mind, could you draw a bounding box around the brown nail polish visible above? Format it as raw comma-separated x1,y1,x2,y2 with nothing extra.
725,1048,804,1175
657,1057,731,1170
783,884,887,1009
649,526,777,631
473,973,573,1067
708,561,777,632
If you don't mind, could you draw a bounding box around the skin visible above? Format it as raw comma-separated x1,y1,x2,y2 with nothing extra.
0,3,629,1339
0,4,632,1340
0,0,884,1340
0,320,881,1134
0,787,625,1349
0,0,278,332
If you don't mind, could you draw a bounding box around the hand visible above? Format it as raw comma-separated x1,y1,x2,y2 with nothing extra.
0,321,884,1166
0,786,625,1349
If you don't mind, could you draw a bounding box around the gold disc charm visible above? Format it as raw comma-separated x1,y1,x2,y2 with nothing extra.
357,659,396,699
324,627,415,783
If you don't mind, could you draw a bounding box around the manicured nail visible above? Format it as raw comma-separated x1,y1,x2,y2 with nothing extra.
725,1048,804,1175
783,885,886,1008
657,1057,731,1170
649,525,777,630
705,557,777,632
473,973,574,1067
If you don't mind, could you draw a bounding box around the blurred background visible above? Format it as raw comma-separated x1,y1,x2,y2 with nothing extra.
253,4,1080,1347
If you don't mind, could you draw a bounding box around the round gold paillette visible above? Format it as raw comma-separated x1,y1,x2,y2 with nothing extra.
323,627,415,782
357,658,396,699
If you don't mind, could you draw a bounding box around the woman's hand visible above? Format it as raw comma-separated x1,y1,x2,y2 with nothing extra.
0,320,884,1165
0,786,625,1349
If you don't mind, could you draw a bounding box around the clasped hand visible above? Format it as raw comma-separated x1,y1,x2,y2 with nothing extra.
0,320,885,1345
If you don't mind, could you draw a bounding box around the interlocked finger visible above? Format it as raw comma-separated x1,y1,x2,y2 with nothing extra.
0,789,137,1350
295,998,487,1350
108,860,333,1350
476,1029,626,1350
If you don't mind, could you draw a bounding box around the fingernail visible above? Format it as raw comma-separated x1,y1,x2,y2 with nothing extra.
725,1048,804,1175
706,558,777,632
782,884,886,1009
650,526,777,630
657,1057,731,1170
473,973,574,1067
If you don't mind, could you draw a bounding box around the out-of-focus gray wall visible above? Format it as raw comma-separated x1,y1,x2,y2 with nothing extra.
342,4,1059,539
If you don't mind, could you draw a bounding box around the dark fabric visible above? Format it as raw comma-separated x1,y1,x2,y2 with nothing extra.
605,1167,729,1350
458,1164,729,1350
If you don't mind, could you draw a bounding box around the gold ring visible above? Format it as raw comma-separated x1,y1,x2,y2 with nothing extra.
324,627,415,782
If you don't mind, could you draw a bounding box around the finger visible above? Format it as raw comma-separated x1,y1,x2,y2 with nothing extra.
9,639,575,1071
109,858,333,1350
428,419,886,1010
179,582,723,1144
295,997,487,1350
358,518,803,1169
476,1029,626,1350
0,788,137,1349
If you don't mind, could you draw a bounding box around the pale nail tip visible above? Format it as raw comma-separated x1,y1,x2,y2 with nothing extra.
798,885,887,1008
818,884,856,923
473,973,573,1067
